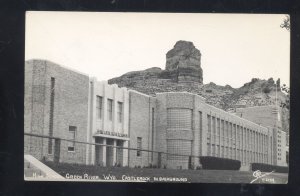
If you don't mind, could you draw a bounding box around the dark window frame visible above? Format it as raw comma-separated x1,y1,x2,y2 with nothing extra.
117,101,123,123
107,99,113,121
96,96,103,119
137,137,142,156
68,126,76,152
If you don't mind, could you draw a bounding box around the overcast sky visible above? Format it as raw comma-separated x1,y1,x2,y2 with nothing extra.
25,12,290,88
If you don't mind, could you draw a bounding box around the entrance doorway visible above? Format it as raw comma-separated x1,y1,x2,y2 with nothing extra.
95,137,104,166
106,139,114,166
116,140,124,166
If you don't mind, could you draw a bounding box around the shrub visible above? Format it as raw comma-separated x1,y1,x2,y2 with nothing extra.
251,163,288,173
263,87,271,94
199,156,241,170
114,163,121,167
196,165,202,170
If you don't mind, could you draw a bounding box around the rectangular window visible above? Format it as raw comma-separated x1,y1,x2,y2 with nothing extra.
68,126,76,152
221,120,224,145
212,144,215,156
207,115,211,140
212,117,216,143
96,96,103,119
151,108,155,161
233,124,236,146
199,111,203,155
117,102,123,123
229,123,232,142
216,145,219,157
216,118,220,144
225,121,228,139
48,77,55,154
107,99,113,121
207,143,211,155
167,108,192,129
137,137,142,156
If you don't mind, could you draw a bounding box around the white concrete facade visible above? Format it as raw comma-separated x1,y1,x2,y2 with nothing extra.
87,79,130,167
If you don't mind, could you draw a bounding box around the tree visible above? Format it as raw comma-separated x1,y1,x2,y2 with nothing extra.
281,84,290,94
280,15,290,31
279,84,289,110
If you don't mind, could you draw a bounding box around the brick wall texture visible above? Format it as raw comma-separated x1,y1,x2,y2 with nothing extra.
25,60,89,164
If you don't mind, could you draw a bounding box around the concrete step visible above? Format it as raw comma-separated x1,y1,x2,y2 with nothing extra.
24,154,64,180
24,160,31,168
24,168,46,177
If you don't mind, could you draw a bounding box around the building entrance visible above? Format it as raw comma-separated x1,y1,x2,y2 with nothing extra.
94,137,126,167
106,139,114,166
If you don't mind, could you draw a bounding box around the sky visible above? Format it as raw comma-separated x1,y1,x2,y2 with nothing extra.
25,12,290,88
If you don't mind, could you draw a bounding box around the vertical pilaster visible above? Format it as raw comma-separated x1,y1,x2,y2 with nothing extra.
256,131,259,162
214,116,217,157
210,115,213,156
103,138,107,166
254,131,256,163
113,140,117,165
218,117,221,157
123,140,129,166
102,83,107,132
113,86,117,133
235,124,237,160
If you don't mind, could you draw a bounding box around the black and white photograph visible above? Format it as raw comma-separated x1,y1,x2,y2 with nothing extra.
24,12,290,183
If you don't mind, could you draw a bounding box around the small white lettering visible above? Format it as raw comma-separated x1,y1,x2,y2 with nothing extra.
103,174,116,180
65,173,82,179
121,175,150,182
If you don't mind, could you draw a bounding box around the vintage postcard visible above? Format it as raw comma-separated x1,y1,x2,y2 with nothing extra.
24,12,290,183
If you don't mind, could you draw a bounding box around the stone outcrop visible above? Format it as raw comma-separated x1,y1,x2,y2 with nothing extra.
165,40,203,83
108,41,289,133
109,40,203,86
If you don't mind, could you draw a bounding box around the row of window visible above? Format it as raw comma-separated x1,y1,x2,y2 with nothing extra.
207,114,269,153
96,96,123,123
48,125,77,153
207,143,268,163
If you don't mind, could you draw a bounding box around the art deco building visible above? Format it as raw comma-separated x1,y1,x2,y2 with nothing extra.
24,59,288,171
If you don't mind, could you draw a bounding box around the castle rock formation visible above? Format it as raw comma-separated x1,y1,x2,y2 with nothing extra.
165,40,203,83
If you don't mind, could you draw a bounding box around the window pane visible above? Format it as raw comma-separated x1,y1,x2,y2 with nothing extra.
137,137,142,156
118,102,123,123
96,96,102,119
68,126,76,151
107,99,113,121
167,108,192,130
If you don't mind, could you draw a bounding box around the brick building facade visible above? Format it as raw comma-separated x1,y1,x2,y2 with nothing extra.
24,60,90,164
236,106,288,167
25,60,288,170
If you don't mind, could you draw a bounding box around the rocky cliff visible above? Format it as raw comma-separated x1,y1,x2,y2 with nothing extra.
109,40,203,86
108,41,289,134
165,40,203,83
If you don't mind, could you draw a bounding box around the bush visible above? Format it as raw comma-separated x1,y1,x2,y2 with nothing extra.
263,87,271,93
196,165,202,170
199,156,241,170
251,163,288,173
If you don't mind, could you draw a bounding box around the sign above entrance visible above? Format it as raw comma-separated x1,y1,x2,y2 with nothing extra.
95,130,128,138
